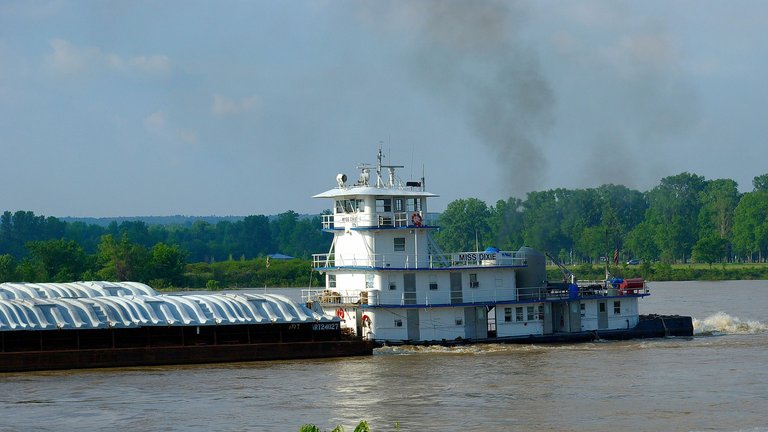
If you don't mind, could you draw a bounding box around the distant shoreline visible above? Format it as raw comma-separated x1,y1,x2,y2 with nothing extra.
548,263,768,283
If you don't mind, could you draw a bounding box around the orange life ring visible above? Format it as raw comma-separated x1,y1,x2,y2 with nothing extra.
361,314,371,327
411,212,423,227
335,308,345,319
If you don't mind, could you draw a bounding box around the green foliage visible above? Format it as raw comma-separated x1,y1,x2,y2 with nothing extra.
0,254,16,282
434,198,491,251
753,173,768,192
25,239,88,282
298,421,371,432
692,235,726,268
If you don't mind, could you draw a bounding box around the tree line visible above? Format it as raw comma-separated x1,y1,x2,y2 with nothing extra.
1,171,767,287
0,210,330,287
434,173,768,266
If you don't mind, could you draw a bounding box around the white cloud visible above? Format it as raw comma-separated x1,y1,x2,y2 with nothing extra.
47,38,171,76
144,110,198,145
212,94,260,116
47,38,99,74
144,111,166,132
177,128,198,145
130,55,171,74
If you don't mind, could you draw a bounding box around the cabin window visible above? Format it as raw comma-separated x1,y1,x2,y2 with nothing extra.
394,198,404,212
365,274,374,289
429,282,438,290
614,301,621,315
527,306,535,321
504,307,513,322
469,273,479,288
389,282,397,290
394,237,405,252
580,303,586,317
599,302,606,313
538,305,545,320
455,319,463,326
376,199,391,213
394,319,403,327
339,199,363,213
328,274,336,288
516,307,524,321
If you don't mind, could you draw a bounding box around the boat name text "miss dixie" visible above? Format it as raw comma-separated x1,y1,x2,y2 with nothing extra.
456,253,497,261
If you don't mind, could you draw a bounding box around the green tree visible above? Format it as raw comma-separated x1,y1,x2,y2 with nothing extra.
521,190,566,254
148,243,188,287
96,234,149,281
488,198,524,250
692,235,726,268
0,254,16,282
732,191,768,261
435,198,491,252
25,239,89,282
698,179,740,261
753,173,768,192
625,221,659,262
645,172,706,263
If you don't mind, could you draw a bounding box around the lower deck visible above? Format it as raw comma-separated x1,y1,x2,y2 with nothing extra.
325,295,644,343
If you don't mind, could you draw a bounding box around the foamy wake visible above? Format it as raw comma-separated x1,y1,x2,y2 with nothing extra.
693,312,768,336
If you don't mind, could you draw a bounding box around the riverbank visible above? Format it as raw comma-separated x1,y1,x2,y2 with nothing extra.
551,262,768,282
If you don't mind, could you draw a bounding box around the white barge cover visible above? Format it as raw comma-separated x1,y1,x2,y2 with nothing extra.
0,282,337,331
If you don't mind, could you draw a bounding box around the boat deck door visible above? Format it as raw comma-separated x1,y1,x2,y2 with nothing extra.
464,307,488,339
598,301,608,329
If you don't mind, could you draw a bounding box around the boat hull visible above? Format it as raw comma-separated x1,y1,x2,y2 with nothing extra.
376,314,694,347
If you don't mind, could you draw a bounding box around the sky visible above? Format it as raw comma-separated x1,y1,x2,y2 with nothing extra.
1,0,767,217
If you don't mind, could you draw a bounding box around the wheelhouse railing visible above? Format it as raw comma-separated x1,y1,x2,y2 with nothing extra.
321,211,433,230
312,250,527,269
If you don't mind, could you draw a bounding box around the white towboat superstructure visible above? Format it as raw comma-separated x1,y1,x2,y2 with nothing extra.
304,151,692,345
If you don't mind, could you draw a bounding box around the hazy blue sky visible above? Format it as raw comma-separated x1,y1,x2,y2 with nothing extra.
1,1,766,217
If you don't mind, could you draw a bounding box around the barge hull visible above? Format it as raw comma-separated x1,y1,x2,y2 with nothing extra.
1,340,375,373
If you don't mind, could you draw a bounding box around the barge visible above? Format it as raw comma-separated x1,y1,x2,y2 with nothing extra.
304,150,693,345
0,281,374,372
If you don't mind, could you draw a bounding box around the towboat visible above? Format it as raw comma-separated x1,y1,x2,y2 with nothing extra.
304,150,693,345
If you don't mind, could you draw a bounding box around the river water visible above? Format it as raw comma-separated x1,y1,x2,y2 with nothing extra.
1,281,767,432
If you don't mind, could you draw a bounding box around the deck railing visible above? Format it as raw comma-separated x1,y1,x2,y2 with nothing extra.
312,250,526,270
302,282,648,308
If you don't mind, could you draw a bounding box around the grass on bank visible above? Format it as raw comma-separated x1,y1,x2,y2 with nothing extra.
549,262,768,282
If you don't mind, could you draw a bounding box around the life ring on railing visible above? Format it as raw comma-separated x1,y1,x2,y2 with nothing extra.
411,212,423,227
361,314,371,327
335,308,345,320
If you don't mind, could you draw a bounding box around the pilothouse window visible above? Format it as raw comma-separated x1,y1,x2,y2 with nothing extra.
394,198,404,212
376,199,392,213
337,199,363,213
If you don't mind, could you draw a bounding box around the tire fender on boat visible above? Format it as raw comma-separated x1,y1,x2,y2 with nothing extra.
336,308,345,320
411,212,423,227
361,314,371,327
